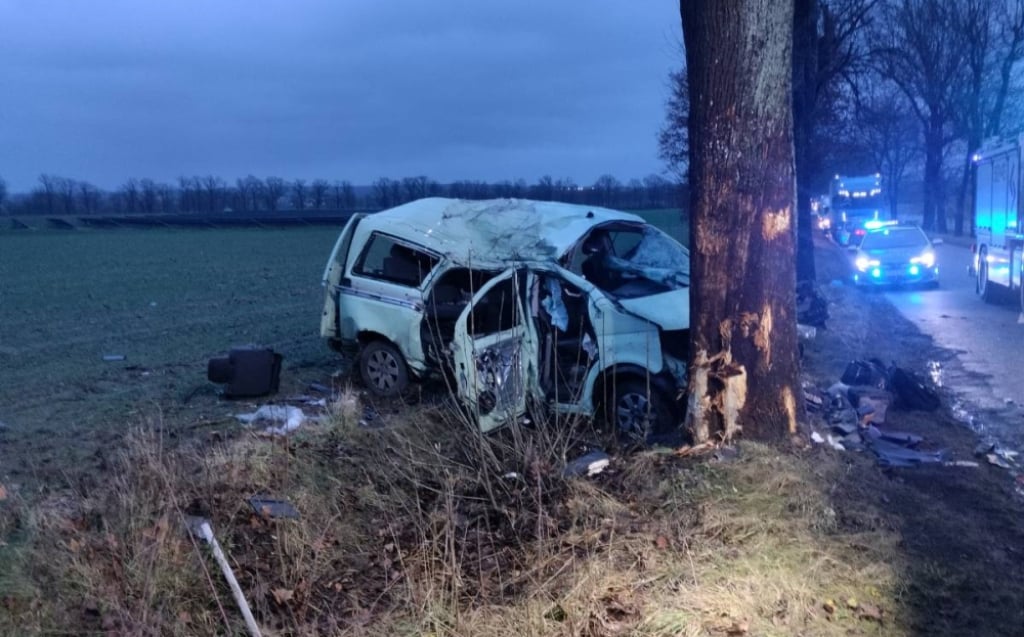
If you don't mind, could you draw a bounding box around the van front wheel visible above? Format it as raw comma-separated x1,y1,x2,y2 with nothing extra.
605,379,675,446
359,341,409,397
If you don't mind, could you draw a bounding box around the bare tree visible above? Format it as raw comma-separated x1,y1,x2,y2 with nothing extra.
0,175,8,214
530,175,555,201
242,176,263,211
402,176,430,202
951,0,1024,235
873,0,970,232
155,183,174,213
332,180,356,210
178,176,198,212
37,174,62,215
792,0,876,281
658,67,690,182
681,0,802,443
263,177,286,211
373,177,394,209
201,176,225,213
139,179,158,213
234,177,252,212
120,178,140,213
855,81,920,219
593,174,620,207
310,179,329,210
76,181,101,214
57,177,75,214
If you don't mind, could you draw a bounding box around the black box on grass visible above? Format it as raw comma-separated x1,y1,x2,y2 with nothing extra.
207,346,283,398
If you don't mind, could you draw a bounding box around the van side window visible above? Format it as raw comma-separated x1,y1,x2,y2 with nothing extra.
354,234,438,287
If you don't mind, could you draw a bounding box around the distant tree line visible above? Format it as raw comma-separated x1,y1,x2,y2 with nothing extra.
0,172,680,216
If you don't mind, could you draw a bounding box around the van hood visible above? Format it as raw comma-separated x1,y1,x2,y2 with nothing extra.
618,288,690,330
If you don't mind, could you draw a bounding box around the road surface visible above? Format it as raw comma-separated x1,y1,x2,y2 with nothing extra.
873,241,1024,449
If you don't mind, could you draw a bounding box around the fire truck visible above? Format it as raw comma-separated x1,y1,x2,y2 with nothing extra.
971,136,1024,311
826,174,885,246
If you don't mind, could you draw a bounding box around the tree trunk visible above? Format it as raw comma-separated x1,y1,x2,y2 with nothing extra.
922,124,943,231
681,0,803,444
792,0,818,283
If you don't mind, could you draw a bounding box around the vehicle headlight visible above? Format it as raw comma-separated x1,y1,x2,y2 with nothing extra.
911,251,935,268
855,256,879,272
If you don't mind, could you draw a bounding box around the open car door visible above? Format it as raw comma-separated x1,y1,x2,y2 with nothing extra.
320,214,366,339
451,268,533,432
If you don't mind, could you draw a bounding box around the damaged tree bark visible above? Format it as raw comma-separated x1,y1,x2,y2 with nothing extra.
680,0,804,443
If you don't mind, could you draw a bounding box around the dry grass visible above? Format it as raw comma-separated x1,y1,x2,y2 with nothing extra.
1,390,911,636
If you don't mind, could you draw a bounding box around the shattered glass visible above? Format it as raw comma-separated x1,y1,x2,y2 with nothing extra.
603,227,690,298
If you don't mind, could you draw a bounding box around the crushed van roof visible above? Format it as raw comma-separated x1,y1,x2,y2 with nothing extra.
358,197,647,265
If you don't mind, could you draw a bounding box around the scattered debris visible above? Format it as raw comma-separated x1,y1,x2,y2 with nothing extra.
849,387,892,425
673,441,717,457
102,354,126,362
248,495,300,519
236,405,306,436
796,280,829,327
986,454,1013,469
944,460,980,468
308,382,332,395
359,405,381,428
811,365,961,467
0,483,7,501
888,366,940,411
562,450,610,478
974,442,1019,469
208,346,283,399
184,516,263,637
841,359,888,388
797,323,818,340
711,446,740,463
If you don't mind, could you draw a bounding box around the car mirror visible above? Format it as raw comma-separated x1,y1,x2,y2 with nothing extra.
931,238,944,245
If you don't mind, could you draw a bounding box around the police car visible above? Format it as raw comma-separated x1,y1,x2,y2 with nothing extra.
849,221,942,287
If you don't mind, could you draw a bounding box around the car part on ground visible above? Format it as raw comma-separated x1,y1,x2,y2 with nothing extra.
207,346,283,398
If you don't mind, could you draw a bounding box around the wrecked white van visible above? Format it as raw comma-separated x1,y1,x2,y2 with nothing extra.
320,197,690,436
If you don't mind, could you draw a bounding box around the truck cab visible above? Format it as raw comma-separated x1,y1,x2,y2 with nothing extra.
829,174,886,246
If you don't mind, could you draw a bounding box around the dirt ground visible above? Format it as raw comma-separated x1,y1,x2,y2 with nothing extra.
802,236,1024,635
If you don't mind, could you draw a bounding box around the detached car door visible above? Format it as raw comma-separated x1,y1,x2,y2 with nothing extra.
451,268,533,432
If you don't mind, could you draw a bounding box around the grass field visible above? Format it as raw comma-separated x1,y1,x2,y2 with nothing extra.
0,226,344,484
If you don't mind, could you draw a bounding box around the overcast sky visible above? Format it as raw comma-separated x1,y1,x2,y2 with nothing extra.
0,0,681,192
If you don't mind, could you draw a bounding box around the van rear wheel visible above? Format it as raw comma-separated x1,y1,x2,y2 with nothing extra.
359,341,409,397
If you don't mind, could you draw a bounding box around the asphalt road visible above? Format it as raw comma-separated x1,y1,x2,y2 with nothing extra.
868,241,1024,448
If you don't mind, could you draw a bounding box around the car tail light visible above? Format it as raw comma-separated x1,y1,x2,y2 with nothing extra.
854,229,866,236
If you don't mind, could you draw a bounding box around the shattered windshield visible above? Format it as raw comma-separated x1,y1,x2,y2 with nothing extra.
578,225,690,299
834,193,884,209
